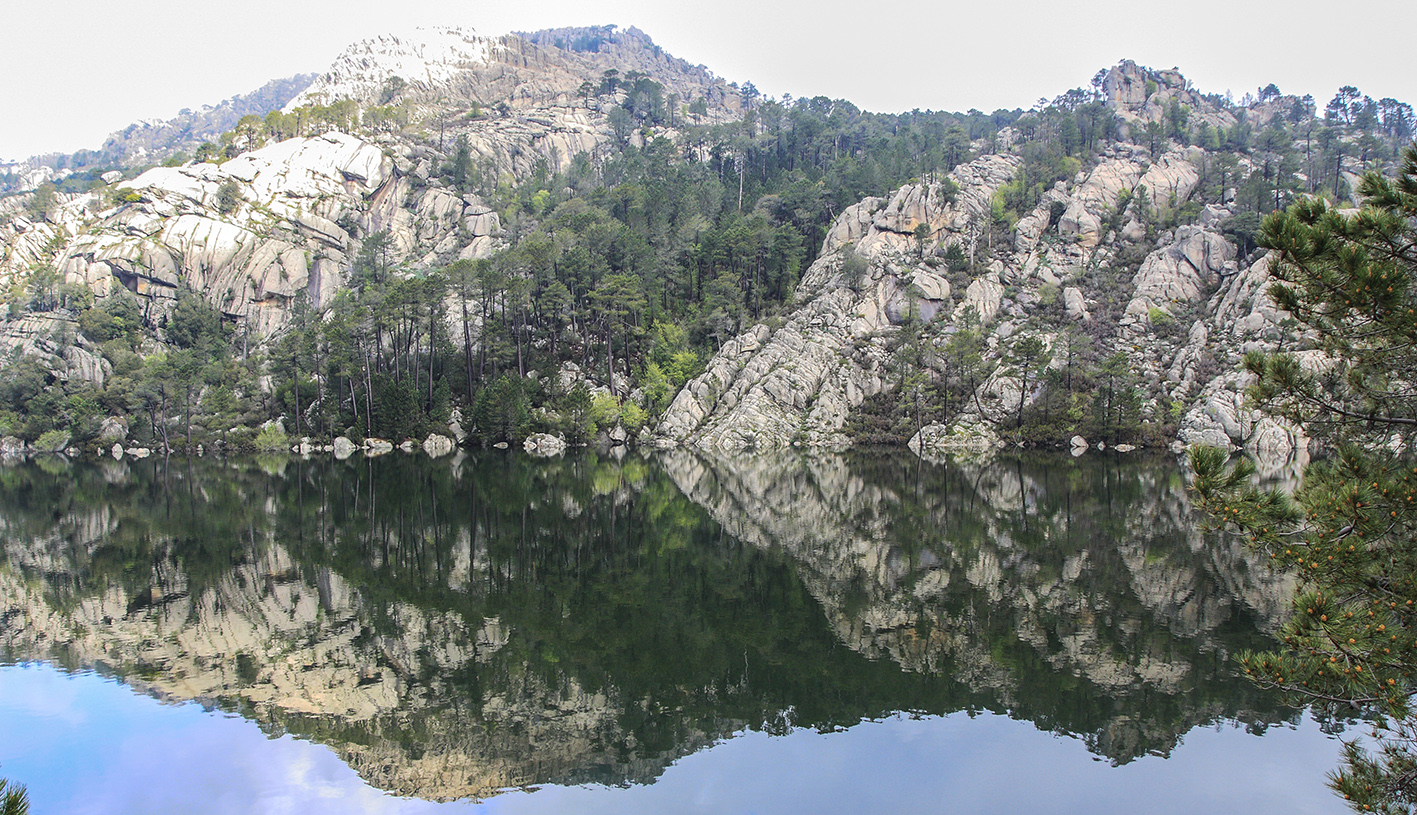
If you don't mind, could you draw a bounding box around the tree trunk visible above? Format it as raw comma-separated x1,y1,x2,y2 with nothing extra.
605,321,616,397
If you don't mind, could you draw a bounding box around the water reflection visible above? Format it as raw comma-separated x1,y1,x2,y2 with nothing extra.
0,450,1298,802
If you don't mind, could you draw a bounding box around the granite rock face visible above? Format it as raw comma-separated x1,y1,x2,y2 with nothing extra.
1,132,501,338
649,63,1313,462
0,25,743,345
655,155,1021,451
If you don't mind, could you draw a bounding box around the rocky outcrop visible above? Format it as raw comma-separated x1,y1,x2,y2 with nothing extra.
1123,225,1236,328
294,26,740,122
0,313,111,387
908,416,1002,457
1103,60,1236,133
655,155,1021,451
0,132,502,337
524,432,567,456
1057,147,1201,248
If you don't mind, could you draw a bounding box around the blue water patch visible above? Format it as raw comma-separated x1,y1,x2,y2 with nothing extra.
0,663,1348,815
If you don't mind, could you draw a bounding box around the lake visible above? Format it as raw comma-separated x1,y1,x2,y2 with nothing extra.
0,449,1349,813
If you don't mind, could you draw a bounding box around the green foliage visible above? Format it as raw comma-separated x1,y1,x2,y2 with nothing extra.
471,374,532,445
620,401,647,433
253,424,289,452
1192,143,1417,814
589,392,621,432
33,429,70,453
0,776,29,815
165,291,227,350
215,179,243,215
24,184,56,220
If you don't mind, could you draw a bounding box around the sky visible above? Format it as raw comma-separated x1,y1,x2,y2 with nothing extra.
2,0,1415,162
2,664,1348,814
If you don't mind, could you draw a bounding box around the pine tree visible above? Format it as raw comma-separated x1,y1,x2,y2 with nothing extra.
1191,143,1417,814
0,776,29,815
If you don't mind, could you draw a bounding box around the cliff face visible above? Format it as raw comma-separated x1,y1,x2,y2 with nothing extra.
0,132,503,339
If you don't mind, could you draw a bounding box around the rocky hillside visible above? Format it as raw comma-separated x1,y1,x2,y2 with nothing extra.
0,25,739,339
652,139,1304,460
652,61,1373,461
0,29,1408,457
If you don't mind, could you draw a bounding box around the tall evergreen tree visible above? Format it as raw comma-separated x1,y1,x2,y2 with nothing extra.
1192,144,1417,814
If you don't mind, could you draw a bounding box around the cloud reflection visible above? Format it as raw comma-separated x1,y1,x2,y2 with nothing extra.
0,665,1349,815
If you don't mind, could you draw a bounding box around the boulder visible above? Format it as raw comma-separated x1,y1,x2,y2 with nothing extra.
332,436,358,459
422,433,455,457
365,438,393,455
523,433,568,457
910,270,951,301
1063,287,1090,321
908,417,1002,457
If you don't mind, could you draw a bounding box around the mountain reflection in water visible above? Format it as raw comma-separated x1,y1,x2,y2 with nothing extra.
0,450,1304,803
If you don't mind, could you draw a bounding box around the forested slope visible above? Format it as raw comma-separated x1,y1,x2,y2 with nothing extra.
0,25,1410,459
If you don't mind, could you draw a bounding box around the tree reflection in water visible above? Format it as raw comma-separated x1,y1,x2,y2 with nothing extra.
0,449,1302,801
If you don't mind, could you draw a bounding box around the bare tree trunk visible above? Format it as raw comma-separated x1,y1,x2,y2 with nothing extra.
604,321,616,397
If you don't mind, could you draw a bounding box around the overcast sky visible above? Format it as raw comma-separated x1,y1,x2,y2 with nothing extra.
2,0,1414,162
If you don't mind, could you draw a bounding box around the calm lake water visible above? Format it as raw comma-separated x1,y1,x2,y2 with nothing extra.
0,449,1349,813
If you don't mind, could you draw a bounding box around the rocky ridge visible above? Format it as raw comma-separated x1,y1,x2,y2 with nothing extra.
0,43,1381,461
652,68,1312,461
0,25,744,355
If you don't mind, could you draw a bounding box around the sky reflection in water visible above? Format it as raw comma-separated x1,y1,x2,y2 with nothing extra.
1,663,1346,815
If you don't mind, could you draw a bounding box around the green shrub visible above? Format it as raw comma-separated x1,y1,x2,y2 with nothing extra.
589,393,620,432
33,429,71,453
254,424,289,452
215,180,243,215
620,402,647,433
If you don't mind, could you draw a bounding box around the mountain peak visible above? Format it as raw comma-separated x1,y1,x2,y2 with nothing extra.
286,27,502,110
